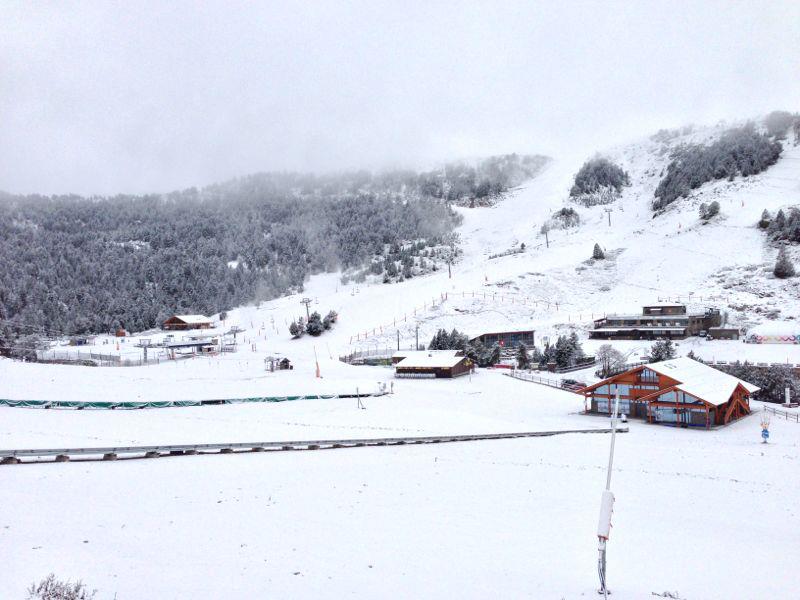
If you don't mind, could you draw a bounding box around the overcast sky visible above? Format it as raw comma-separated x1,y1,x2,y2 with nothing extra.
2,1,799,196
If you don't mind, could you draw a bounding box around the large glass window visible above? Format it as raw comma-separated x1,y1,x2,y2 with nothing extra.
640,368,658,382
596,399,630,414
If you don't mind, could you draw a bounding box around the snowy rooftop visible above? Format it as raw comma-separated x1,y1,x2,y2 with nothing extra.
395,351,467,368
592,327,687,333
648,357,760,407
171,315,212,324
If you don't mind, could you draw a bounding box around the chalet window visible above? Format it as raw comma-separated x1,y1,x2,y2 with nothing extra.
640,369,658,382
596,398,630,414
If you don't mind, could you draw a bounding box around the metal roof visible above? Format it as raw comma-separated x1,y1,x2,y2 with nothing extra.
169,315,212,324
395,352,468,369
645,358,759,406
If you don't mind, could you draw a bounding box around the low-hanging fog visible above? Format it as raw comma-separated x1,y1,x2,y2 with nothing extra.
1,0,799,196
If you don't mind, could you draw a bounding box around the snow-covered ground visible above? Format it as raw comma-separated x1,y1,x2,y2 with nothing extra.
3,122,800,598
1,377,798,599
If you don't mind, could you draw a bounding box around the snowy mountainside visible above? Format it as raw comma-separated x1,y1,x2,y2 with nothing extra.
191,120,800,364
400,121,800,345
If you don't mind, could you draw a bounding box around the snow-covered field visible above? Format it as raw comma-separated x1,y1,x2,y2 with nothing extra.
3,123,800,598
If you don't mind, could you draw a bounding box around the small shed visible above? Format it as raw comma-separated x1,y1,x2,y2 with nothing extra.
708,327,740,340
162,315,213,331
395,352,472,378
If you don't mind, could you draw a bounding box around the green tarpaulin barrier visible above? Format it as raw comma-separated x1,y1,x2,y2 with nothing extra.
0,393,380,410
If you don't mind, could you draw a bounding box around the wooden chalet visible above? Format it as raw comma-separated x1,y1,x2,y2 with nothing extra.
394,351,472,378
162,315,213,331
391,349,462,365
578,357,759,428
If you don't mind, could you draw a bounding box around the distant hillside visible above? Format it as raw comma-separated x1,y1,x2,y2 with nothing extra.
0,154,547,344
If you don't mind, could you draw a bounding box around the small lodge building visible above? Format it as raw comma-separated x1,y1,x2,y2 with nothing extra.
578,357,759,428
394,350,472,378
470,329,535,349
590,303,721,341
162,315,213,331
708,327,740,340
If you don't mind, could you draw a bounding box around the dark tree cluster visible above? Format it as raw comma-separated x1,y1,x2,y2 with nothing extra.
289,310,338,338
698,200,720,221
427,327,500,368
0,175,462,342
569,157,630,198
698,357,800,404
653,124,783,210
538,333,586,369
764,208,800,244
418,154,549,206
549,207,580,229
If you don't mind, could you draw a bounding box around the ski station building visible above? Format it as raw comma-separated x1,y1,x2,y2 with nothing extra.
162,315,214,331
578,357,759,428
590,303,721,341
469,329,535,349
393,350,472,378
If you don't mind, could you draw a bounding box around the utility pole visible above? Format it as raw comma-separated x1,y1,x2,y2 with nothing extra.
397,330,400,351
605,208,612,227
597,390,620,598
415,325,419,351
300,297,312,320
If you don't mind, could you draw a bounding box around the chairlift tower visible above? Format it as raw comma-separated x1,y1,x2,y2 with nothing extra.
300,297,312,320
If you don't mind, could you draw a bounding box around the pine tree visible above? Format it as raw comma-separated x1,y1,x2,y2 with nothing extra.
649,339,676,362
592,243,605,259
774,247,796,278
758,209,771,229
289,319,301,338
306,311,324,336
516,343,530,369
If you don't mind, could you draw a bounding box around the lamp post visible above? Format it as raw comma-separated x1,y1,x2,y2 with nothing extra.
597,390,620,597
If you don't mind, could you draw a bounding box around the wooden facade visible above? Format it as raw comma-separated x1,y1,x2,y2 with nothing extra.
395,356,473,378
578,359,758,429
470,330,535,349
162,315,213,331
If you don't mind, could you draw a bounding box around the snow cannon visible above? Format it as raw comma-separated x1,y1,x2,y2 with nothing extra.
597,490,615,541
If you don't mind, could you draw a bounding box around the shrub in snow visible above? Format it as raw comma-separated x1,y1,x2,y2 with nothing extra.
322,310,338,330
592,243,605,260
649,339,676,363
27,574,96,600
570,158,630,197
774,247,795,279
549,207,580,229
699,200,720,221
